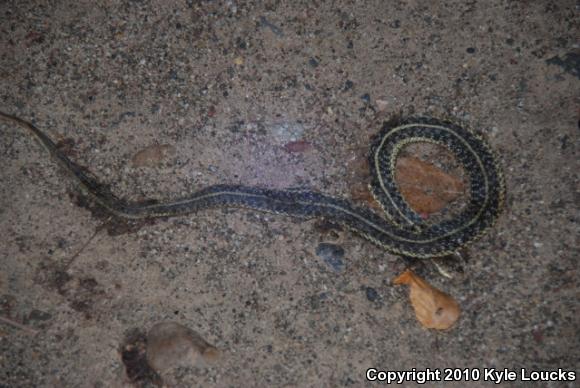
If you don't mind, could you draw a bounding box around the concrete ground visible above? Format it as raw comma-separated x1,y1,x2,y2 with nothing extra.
0,1,578,387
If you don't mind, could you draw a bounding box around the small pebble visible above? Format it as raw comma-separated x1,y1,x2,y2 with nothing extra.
365,287,379,302
259,16,284,37
375,99,389,112
308,58,319,67
343,80,354,91
316,243,345,272
27,309,51,322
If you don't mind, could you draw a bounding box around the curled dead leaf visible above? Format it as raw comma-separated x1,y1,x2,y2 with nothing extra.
393,269,460,330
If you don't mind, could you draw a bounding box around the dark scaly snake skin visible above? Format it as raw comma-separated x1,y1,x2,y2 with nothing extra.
0,112,505,259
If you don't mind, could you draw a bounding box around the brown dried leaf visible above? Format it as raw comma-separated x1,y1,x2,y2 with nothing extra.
131,144,176,168
393,269,460,330
396,156,464,214
146,322,220,374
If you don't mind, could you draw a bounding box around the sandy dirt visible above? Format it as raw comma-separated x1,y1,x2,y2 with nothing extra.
0,1,578,387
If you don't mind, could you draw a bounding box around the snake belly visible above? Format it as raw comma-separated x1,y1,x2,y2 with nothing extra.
0,112,505,259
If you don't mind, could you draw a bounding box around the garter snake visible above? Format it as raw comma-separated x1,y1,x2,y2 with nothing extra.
0,111,504,259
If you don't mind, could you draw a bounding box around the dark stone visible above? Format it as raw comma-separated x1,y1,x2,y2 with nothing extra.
365,287,379,302
316,243,345,272
28,309,52,322
343,80,354,91
236,37,247,49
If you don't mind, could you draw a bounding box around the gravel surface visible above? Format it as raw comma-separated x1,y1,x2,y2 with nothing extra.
0,1,578,387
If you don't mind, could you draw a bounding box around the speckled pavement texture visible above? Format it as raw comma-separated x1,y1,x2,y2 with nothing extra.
0,1,578,387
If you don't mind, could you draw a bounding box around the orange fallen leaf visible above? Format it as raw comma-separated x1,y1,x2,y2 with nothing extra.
348,153,464,215
396,156,464,215
393,269,460,330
